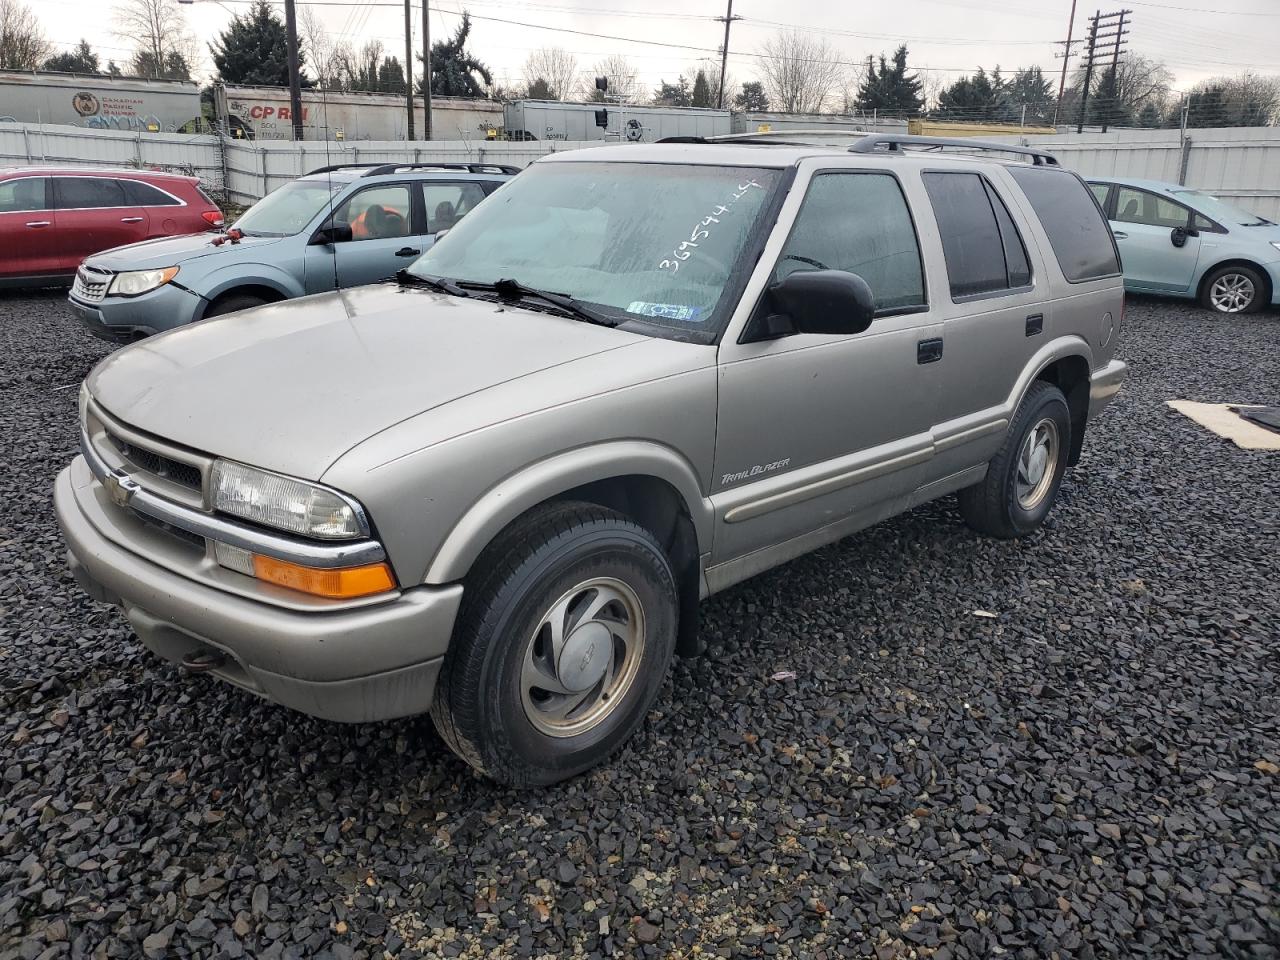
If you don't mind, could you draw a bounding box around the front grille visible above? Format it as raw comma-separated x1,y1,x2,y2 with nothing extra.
108,433,203,492
72,267,110,303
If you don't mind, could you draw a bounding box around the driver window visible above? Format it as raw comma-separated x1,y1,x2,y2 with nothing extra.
334,184,411,241
1114,187,1190,229
776,172,926,312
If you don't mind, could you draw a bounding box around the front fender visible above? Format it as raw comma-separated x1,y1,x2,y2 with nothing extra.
191,264,305,318
423,440,714,584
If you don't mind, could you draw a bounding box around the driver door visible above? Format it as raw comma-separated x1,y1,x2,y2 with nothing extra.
711,169,943,563
305,182,425,290
1109,185,1202,292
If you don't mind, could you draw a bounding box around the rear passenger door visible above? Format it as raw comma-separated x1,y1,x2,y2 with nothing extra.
921,170,1044,473
712,169,942,562
120,178,185,237
421,181,489,250
52,177,150,270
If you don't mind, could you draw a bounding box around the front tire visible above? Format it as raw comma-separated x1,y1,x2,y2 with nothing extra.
204,293,268,318
431,502,679,787
1200,265,1266,315
959,381,1072,539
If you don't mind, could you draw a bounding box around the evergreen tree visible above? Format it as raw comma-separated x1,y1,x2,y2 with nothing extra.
691,69,712,108
734,80,768,111
377,55,405,94
210,0,303,87
1135,101,1163,128
525,77,554,100
1003,66,1054,124
1089,65,1131,129
654,76,691,106
132,49,192,80
417,11,491,98
855,45,923,118
44,39,99,73
934,68,1003,122
106,60,121,76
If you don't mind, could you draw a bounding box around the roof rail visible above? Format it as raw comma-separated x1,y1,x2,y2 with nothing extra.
848,134,1059,166
658,130,879,147
305,161,521,177
361,162,522,176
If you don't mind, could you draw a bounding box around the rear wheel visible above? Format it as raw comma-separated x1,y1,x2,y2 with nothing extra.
1200,265,1266,315
959,381,1072,539
431,501,679,787
204,293,268,318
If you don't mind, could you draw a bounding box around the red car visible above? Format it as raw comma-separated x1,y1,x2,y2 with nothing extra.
0,167,224,288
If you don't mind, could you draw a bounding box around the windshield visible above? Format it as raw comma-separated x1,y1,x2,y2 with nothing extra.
407,161,781,339
1172,189,1272,226
234,178,344,237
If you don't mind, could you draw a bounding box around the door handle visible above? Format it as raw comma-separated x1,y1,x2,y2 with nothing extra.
25,220,51,228
1112,231,1128,240
394,247,420,257
1025,313,1044,337
917,338,944,364
120,216,144,223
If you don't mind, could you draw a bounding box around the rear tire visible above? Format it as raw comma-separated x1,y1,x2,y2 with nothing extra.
430,501,679,787
1200,265,1266,315
204,293,268,318
959,381,1072,539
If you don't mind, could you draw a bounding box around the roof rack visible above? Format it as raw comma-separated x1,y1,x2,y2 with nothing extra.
305,161,521,177
658,130,878,147
848,135,1059,166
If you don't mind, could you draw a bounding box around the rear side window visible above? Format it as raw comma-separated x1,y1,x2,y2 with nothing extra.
1009,167,1120,282
776,172,926,313
121,179,181,206
0,177,48,212
423,182,488,233
1089,182,1111,210
922,172,1030,299
54,176,125,209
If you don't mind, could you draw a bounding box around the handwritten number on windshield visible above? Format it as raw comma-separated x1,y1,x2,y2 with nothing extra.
659,181,762,274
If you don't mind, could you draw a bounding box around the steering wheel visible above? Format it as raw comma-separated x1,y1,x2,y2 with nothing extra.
781,253,830,270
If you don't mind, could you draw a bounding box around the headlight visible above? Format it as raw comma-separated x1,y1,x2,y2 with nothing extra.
210,460,368,540
108,266,179,297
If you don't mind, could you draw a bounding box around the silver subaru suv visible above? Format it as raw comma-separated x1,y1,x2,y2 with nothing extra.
56,136,1127,786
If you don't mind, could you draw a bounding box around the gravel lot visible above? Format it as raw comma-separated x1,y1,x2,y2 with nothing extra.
1,292,1277,960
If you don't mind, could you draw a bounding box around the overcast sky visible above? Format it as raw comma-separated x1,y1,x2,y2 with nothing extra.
30,0,1280,97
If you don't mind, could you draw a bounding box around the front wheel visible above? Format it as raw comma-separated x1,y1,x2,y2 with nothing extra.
959,381,1072,539
1200,265,1266,315
430,502,679,787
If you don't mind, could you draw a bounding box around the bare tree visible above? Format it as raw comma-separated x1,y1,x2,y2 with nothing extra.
299,5,341,90
522,46,577,101
113,0,198,79
580,54,642,104
755,30,846,114
0,0,50,70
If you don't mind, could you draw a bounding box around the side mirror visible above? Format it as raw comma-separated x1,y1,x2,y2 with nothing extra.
750,270,877,341
311,221,353,245
1171,226,1187,248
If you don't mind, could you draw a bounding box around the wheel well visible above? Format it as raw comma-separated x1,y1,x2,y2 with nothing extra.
546,475,705,657
1197,259,1272,304
202,284,286,316
1035,355,1091,467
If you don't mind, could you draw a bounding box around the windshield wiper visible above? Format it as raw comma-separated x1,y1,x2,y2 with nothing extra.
396,270,470,297
456,277,618,327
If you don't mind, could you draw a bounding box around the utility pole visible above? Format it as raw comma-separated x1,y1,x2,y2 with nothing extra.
1102,9,1128,133
1052,0,1079,127
282,0,304,141
715,0,741,109
422,0,432,139
1076,9,1129,134
403,0,415,140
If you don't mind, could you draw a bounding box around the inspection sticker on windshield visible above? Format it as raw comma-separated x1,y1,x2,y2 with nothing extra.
627,301,704,322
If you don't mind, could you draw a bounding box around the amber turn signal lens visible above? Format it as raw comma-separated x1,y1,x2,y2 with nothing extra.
251,556,396,599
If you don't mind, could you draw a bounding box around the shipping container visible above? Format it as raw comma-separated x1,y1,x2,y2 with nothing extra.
216,85,502,142
0,70,201,133
503,100,731,142
907,119,1057,138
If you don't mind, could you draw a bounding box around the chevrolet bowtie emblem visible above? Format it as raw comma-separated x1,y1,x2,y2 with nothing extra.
103,471,136,508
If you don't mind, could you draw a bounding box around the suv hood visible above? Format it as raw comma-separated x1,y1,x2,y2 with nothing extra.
86,232,284,271
87,283,655,480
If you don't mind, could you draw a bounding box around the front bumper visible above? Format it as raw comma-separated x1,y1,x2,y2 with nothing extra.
1088,359,1128,419
68,282,205,341
55,459,463,723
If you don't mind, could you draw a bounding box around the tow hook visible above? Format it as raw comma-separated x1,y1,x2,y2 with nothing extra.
181,649,227,673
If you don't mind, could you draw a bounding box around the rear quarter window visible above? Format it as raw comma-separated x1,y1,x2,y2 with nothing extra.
1009,167,1120,282
121,179,182,206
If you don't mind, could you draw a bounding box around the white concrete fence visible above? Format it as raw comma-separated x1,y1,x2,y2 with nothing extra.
3,121,1279,220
